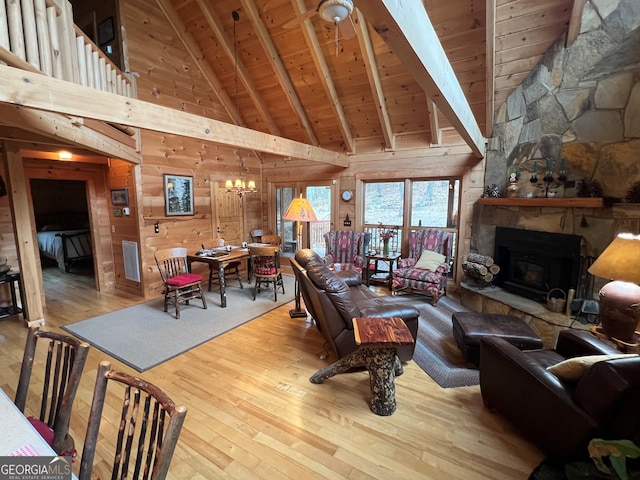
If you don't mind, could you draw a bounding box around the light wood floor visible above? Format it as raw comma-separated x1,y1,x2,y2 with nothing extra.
0,265,545,479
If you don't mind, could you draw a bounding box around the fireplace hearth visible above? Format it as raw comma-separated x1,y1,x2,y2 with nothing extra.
494,227,582,303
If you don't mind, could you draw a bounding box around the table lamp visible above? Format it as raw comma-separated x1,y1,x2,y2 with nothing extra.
283,194,317,318
588,233,640,342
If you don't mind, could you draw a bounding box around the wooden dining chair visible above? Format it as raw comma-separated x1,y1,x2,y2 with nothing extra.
261,234,282,247
155,247,207,319
250,229,272,243
248,245,285,301
15,326,90,455
79,361,187,480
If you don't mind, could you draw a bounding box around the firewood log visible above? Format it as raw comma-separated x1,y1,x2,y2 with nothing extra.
466,252,494,267
462,261,488,277
489,264,500,275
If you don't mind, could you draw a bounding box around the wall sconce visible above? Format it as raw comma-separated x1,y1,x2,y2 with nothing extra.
343,214,352,226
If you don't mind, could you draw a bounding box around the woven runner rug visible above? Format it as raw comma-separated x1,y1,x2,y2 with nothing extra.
412,295,480,388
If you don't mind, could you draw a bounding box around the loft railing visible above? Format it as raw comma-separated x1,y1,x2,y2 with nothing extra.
0,0,135,98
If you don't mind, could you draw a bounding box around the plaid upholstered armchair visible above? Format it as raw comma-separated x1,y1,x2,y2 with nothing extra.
322,230,369,273
391,229,454,305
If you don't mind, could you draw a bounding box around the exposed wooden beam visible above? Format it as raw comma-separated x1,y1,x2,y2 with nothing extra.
291,0,355,153
353,9,394,151
154,0,238,126
486,0,496,138
19,148,109,164
566,0,587,47
0,65,347,166
0,104,142,163
239,0,319,146
349,144,474,163
195,0,281,136
354,0,486,158
0,126,70,146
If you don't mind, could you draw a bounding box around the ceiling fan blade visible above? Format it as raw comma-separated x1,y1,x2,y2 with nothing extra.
339,16,356,39
283,9,317,29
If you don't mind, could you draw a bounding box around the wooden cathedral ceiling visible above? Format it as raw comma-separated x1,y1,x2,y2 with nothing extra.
0,0,576,163
155,0,574,157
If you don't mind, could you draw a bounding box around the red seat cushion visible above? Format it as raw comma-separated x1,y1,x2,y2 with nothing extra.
166,273,203,287
256,266,277,275
28,416,54,445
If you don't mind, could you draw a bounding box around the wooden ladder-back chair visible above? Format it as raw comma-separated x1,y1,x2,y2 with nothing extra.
249,245,285,301
79,361,187,480
261,234,282,246
250,229,272,243
15,326,90,455
155,247,207,318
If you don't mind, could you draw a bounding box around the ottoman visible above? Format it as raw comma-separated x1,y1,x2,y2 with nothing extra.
452,312,543,366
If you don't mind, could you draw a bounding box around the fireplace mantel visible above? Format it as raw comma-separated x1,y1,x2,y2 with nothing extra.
478,198,604,207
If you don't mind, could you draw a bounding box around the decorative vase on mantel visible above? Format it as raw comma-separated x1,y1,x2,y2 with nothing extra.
382,239,389,257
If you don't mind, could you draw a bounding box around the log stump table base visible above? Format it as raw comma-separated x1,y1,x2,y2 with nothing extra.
309,317,414,416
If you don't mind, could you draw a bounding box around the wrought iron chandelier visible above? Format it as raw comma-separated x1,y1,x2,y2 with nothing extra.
225,10,257,198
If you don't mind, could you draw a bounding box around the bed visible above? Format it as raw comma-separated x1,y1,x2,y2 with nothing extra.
36,213,93,272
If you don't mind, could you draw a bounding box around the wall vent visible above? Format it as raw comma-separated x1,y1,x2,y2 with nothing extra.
122,240,141,282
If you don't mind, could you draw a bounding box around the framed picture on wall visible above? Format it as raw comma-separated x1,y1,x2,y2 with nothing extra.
164,174,194,216
110,188,129,206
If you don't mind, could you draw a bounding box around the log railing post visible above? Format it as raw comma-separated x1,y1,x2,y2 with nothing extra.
2,0,135,99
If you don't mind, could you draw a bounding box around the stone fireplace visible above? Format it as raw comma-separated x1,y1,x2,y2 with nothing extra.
494,227,582,303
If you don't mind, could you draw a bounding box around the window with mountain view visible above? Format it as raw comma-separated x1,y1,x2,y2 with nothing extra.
363,178,460,255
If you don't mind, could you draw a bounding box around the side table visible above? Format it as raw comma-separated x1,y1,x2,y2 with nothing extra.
309,317,414,415
0,271,26,320
365,252,401,290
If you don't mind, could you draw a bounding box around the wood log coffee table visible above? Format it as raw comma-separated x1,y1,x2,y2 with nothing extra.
309,317,414,416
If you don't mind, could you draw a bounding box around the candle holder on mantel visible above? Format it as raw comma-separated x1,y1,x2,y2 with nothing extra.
530,157,567,197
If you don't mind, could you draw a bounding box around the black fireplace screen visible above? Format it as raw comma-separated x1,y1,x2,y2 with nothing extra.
494,227,582,303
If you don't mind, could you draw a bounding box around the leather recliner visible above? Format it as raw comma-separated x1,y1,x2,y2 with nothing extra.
291,249,419,361
480,329,640,460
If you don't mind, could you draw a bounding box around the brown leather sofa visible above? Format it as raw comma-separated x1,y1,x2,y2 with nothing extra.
480,329,640,460
291,249,419,361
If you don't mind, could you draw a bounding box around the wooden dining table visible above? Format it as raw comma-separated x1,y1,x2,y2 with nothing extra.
187,246,258,308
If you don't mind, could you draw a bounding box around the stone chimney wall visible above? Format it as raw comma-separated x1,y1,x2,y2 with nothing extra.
474,0,640,282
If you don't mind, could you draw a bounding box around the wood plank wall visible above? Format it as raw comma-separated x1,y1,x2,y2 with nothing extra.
121,0,263,298
107,158,141,295
263,147,486,284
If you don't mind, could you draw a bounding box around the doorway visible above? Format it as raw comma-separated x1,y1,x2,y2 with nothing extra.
30,178,96,291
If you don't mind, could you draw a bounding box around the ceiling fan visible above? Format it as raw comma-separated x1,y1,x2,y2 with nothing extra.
284,0,357,44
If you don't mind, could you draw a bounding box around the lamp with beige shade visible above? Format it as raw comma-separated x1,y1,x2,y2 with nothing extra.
282,194,317,318
588,233,640,343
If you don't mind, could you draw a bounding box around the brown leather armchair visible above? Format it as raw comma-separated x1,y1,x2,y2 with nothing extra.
480,329,640,460
291,249,419,361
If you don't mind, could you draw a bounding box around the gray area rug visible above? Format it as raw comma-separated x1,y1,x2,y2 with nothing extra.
411,295,480,388
63,275,295,372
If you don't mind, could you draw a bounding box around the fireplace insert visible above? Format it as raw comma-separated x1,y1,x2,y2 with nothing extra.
494,227,582,303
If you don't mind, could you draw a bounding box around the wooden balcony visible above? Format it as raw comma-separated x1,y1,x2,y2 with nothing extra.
0,0,140,155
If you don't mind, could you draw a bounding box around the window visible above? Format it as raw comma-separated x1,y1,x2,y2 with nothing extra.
364,182,404,225
363,177,460,265
411,179,459,228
